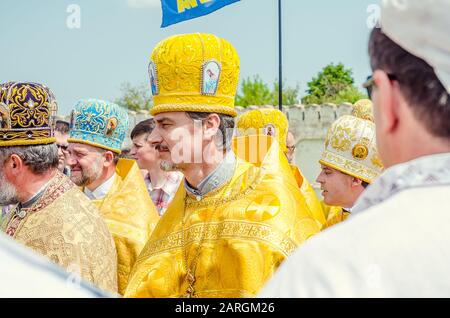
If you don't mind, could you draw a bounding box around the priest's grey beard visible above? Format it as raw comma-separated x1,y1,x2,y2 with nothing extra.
0,168,19,205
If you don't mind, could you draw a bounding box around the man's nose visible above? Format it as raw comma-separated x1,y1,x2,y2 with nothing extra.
148,128,163,146
316,172,324,184
66,154,77,167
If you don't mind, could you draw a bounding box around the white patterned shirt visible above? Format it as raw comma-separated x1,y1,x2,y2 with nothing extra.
145,171,182,216
261,153,450,297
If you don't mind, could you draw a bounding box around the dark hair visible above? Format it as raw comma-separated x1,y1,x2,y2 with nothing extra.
55,120,70,134
362,181,369,189
186,112,235,151
95,147,120,165
369,27,450,138
119,148,132,160
130,118,155,139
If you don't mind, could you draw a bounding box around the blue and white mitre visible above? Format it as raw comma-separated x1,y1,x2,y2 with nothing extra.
68,99,129,154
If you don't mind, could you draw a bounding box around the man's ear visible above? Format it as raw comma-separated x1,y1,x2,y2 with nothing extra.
203,114,221,141
103,151,116,167
4,154,24,180
373,70,400,134
351,177,363,188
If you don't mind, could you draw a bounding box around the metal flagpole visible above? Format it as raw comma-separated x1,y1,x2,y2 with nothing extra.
278,0,283,111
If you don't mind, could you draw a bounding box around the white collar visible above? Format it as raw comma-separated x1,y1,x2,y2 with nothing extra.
353,152,450,215
145,171,181,194
84,173,117,200
184,151,236,197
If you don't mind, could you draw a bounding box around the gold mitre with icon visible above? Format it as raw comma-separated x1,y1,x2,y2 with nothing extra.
149,33,240,117
319,99,383,183
236,108,289,153
0,81,57,147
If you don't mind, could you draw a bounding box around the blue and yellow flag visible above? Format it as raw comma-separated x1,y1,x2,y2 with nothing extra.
161,0,240,28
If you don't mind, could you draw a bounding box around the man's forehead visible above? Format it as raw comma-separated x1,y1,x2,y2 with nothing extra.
54,131,68,137
154,112,188,122
286,132,295,143
321,164,353,179
54,131,69,142
321,164,334,171
132,134,149,143
70,142,98,153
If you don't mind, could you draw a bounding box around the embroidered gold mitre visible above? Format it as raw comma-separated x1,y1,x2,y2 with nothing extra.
236,108,289,153
149,33,240,117
320,99,383,183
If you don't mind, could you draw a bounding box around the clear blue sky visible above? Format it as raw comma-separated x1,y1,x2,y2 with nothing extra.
0,0,376,115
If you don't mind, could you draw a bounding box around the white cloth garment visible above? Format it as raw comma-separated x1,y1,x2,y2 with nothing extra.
260,153,450,297
381,0,450,93
0,233,108,297
84,173,117,200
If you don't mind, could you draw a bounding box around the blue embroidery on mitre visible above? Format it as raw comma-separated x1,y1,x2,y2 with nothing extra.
69,99,129,152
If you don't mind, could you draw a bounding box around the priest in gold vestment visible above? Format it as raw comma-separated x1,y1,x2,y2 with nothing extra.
67,99,160,294
236,108,326,229
124,34,320,298
0,82,117,293
317,99,383,228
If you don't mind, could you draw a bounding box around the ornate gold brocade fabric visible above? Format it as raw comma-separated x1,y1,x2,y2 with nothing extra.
290,164,326,229
91,159,160,295
321,203,350,229
125,137,320,298
1,172,118,293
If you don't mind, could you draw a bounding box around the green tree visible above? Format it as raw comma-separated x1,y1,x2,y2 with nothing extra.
235,76,300,107
271,81,300,106
332,86,368,105
235,75,272,107
301,63,367,105
115,82,152,111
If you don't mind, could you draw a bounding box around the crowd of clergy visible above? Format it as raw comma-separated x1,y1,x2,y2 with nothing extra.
1,0,450,298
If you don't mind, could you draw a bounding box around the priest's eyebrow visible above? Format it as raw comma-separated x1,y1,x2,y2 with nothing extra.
156,117,174,124
72,147,89,155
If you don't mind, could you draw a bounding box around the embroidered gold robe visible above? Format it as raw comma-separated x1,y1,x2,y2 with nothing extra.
321,202,350,229
1,172,118,293
290,165,326,229
124,136,320,298
91,158,160,295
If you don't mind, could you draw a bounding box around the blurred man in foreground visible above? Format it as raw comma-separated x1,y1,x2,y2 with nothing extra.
261,0,450,297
